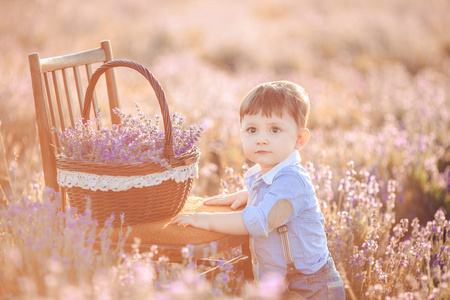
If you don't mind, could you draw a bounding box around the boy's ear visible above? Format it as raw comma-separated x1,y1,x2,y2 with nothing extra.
295,128,310,150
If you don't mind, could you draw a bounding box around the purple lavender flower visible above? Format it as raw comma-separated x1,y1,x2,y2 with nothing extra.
55,105,204,166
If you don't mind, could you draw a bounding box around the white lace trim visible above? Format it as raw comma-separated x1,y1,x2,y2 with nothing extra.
57,163,198,192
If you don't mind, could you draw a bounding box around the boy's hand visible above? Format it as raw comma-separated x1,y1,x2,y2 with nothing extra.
203,190,248,210
171,211,249,235
171,213,210,231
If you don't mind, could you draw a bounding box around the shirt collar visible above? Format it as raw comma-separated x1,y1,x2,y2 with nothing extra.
245,151,302,185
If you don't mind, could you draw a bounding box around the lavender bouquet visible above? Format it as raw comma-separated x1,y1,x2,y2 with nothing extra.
55,103,204,168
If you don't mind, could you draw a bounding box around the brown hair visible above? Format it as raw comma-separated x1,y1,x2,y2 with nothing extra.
239,80,310,129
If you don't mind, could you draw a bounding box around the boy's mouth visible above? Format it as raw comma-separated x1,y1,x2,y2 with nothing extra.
255,150,270,154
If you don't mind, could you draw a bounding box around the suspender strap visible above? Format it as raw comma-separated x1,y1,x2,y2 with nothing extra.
277,225,296,274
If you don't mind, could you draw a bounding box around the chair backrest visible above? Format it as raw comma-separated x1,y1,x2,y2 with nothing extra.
28,40,120,193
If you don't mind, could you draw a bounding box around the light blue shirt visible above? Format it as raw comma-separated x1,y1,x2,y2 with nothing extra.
242,151,329,280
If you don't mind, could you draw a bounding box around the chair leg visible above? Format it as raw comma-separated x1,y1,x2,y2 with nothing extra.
61,187,67,211
241,239,254,280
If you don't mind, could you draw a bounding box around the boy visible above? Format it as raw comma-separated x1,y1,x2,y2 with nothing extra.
171,81,345,299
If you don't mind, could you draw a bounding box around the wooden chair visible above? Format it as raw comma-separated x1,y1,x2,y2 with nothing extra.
28,40,120,201
28,41,252,275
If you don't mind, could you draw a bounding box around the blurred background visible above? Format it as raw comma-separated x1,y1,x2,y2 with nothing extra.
1,0,449,223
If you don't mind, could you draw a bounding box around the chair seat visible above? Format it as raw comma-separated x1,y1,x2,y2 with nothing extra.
107,197,248,262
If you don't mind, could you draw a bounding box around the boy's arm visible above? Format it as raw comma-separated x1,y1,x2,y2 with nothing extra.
171,211,249,235
171,198,291,236
203,190,248,210
267,199,292,231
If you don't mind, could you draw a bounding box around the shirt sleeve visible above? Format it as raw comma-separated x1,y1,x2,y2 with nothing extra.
242,205,269,237
242,168,316,237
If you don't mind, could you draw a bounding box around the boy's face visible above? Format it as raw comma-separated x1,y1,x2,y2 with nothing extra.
241,111,307,174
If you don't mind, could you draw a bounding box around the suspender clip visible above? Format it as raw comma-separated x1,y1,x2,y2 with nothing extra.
287,263,296,272
277,224,288,234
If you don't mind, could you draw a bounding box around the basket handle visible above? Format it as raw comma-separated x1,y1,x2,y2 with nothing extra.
81,59,174,163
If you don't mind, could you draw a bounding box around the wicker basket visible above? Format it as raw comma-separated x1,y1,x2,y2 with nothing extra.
56,60,200,226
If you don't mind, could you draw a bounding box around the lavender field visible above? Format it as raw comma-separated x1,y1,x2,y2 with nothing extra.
1,0,449,299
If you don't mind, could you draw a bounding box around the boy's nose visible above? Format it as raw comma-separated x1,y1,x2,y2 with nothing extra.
256,133,269,144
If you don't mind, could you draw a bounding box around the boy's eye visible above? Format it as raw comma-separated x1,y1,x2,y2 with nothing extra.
247,127,257,134
270,127,281,133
